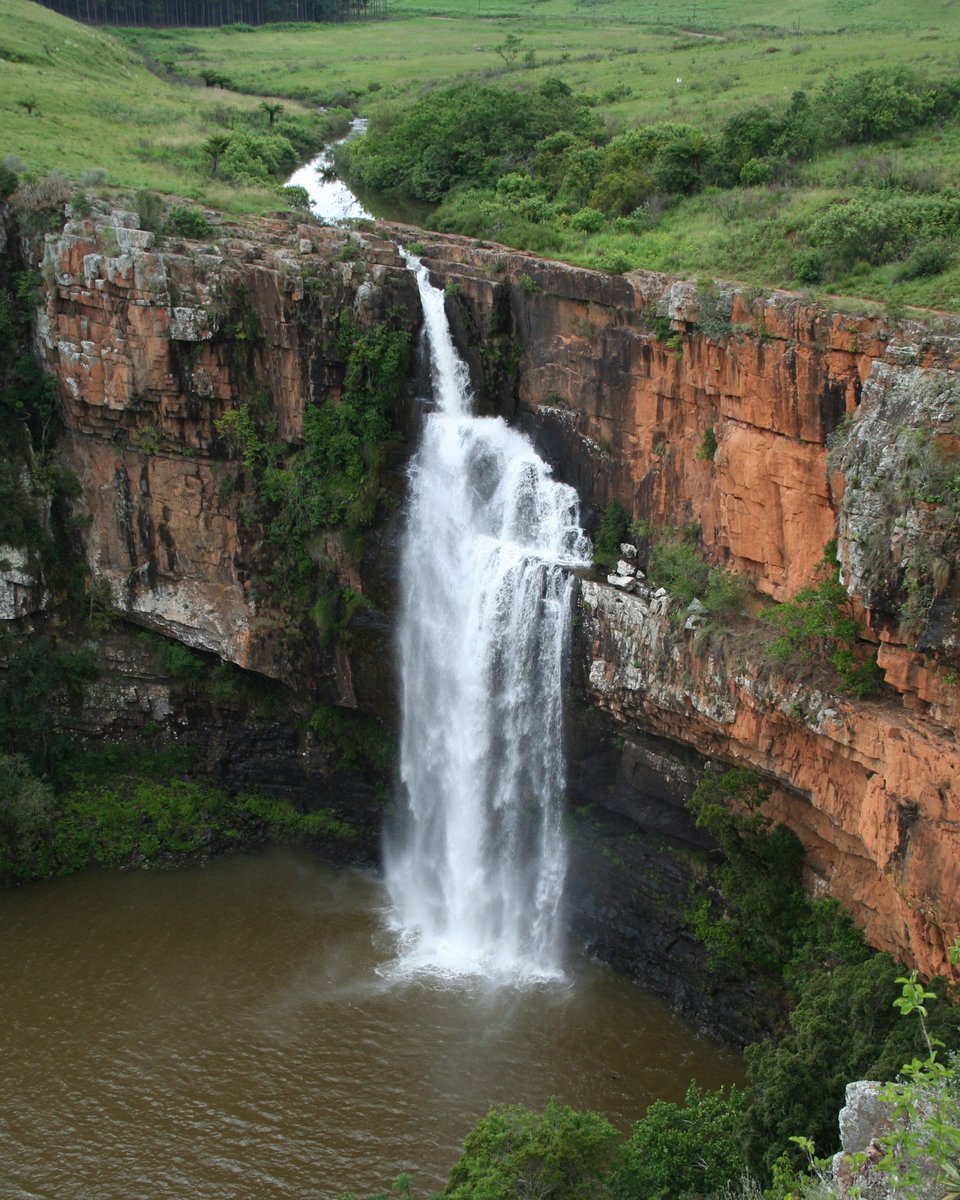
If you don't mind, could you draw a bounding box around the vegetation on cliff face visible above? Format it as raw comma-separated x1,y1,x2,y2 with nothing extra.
760,542,883,698
685,768,960,1178
0,746,356,886
215,315,412,643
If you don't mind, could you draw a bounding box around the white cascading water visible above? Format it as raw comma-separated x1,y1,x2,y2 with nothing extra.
386,253,591,981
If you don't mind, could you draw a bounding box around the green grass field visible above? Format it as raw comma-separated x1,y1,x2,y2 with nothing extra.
113,0,960,133
0,0,320,210
4,0,960,304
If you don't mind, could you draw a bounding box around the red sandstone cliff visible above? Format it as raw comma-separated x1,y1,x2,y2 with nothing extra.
11,204,960,980
23,203,417,705
406,233,960,980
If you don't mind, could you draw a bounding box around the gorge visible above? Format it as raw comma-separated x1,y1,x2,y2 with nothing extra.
2,174,960,1189
10,195,958,978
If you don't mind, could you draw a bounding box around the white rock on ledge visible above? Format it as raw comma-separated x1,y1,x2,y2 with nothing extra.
606,573,635,592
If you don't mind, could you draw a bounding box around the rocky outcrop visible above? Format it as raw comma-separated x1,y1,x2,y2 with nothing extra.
578,574,960,982
24,202,419,707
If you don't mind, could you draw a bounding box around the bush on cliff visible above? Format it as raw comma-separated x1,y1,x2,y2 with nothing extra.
592,501,630,569
683,766,960,1176
0,765,355,885
0,754,57,882
761,542,883,698
743,955,960,1176
686,767,808,976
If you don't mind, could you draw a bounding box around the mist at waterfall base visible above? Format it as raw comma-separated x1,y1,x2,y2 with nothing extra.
384,252,591,982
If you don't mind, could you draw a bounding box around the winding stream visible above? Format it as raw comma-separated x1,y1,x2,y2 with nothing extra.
287,120,434,226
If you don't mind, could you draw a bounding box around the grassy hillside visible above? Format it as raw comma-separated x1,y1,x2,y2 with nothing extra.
115,0,960,131
0,0,329,210
4,0,960,305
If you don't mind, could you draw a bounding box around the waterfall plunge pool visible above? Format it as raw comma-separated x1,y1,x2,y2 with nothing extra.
1,849,744,1198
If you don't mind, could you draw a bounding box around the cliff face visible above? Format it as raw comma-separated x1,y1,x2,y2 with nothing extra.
28,204,419,709
8,204,960,991
411,234,960,981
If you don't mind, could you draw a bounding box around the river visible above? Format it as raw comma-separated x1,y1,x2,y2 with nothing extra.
286,119,435,227
0,850,743,1198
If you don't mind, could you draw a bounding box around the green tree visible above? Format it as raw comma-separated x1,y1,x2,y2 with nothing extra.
494,32,523,66
0,754,56,881
260,100,285,130
202,133,230,178
592,501,630,568
445,1098,619,1200
744,955,960,1175
611,1084,747,1200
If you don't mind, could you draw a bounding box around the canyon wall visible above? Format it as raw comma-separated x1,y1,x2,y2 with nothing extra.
21,202,419,712
5,201,959,1009
411,233,960,983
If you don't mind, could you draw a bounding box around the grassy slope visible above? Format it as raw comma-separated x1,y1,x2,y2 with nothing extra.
115,0,960,130
4,0,960,302
112,0,960,306
0,0,315,210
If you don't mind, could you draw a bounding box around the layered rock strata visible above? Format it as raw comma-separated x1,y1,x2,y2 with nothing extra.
25,203,419,707
7,203,960,987
406,232,960,980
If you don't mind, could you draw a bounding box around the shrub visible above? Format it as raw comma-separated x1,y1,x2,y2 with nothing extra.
701,566,747,622
816,67,939,146
0,754,56,882
807,192,960,271
170,206,212,240
648,535,711,605
136,189,164,234
744,955,960,1174
697,425,718,461
687,767,808,974
790,248,824,285
592,501,630,568
739,156,774,186
0,163,19,201
595,249,632,273
612,1084,748,1200
444,1098,619,1199
68,189,90,217
219,128,297,184
569,206,605,233
894,239,955,281
651,127,715,195
280,184,311,210
338,81,603,203
78,167,107,187
761,541,882,696
164,642,206,682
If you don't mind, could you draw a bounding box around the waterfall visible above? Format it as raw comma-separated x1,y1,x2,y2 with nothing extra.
385,253,591,981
